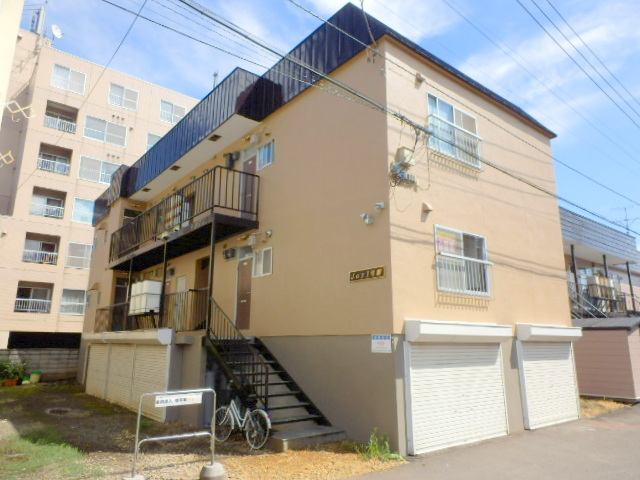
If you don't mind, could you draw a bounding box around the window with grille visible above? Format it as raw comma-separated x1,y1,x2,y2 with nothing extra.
78,156,120,184
66,242,92,269
109,83,139,110
160,100,186,123
435,226,491,295
51,64,86,94
84,116,127,147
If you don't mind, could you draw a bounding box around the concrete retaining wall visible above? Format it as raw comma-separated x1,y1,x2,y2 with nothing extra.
0,349,79,380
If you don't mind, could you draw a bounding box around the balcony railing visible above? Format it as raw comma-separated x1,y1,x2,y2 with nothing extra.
568,281,629,318
14,298,52,313
436,252,491,296
37,155,71,175
60,302,85,315
22,249,58,264
95,289,208,333
44,114,77,134
428,115,482,169
30,203,65,219
110,165,260,262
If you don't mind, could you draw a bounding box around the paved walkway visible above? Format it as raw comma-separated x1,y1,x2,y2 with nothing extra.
353,405,640,480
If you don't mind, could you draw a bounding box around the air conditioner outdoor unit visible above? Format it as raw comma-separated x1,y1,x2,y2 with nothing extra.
395,146,415,166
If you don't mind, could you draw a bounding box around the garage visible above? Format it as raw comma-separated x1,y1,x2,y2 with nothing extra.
516,324,582,430
405,320,512,454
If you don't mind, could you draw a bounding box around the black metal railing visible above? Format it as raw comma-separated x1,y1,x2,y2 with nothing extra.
110,165,260,262
94,289,209,333
205,298,270,409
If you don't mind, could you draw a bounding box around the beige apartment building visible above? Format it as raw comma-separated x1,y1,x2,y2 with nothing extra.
81,4,582,455
0,27,196,349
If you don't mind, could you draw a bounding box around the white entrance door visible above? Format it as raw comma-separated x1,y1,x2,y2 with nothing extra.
407,342,509,454
518,341,580,429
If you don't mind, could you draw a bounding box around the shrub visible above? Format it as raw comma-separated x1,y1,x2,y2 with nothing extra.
0,360,27,379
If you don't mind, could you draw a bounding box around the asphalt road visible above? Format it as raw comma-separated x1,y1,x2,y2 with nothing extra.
353,405,640,480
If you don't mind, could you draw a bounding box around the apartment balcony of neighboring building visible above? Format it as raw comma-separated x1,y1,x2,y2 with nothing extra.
43,101,78,134
14,282,53,314
30,187,66,219
37,143,72,176
22,233,60,265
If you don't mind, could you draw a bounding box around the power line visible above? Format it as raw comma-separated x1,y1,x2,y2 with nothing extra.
514,0,640,132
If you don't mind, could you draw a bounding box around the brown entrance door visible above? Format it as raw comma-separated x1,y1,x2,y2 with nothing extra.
236,257,252,329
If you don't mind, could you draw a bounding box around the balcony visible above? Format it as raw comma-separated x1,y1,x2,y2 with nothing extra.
37,153,71,175
22,249,58,264
44,115,77,134
109,166,259,266
428,115,482,169
568,278,639,319
30,203,64,219
14,298,52,314
436,253,491,296
95,289,208,333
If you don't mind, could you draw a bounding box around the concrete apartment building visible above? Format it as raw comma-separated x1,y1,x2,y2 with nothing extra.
81,4,582,455
0,26,196,349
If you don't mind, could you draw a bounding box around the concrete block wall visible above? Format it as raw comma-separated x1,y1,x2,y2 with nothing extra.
0,348,79,380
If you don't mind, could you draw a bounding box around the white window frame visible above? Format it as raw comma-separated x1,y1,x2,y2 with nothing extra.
72,198,94,224
51,64,86,95
427,94,482,169
146,133,162,151
434,225,491,296
257,139,275,170
253,247,273,278
78,156,120,184
108,83,139,110
66,242,92,269
160,100,186,124
60,289,87,315
83,116,127,147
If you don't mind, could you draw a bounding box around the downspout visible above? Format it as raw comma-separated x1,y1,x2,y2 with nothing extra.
159,241,168,328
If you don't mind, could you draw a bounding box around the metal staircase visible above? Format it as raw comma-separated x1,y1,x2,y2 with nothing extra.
203,299,332,431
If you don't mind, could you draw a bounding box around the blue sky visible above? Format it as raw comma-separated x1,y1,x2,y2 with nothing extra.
22,0,640,239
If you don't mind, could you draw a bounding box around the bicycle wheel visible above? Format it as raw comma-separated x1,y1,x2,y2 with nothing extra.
245,409,270,449
214,406,234,442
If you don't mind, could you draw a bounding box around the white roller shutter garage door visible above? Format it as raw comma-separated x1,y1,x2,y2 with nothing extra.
407,343,509,454
518,341,580,429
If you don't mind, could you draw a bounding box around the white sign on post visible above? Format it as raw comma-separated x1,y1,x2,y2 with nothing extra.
371,334,392,353
155,392,203,407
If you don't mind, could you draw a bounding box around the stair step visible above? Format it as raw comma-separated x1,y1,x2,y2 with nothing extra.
255,380,292,387
266,391,301,398
267,402,311,411
270,414,322,425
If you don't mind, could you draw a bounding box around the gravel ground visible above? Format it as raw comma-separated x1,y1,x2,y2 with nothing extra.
0,382,404,480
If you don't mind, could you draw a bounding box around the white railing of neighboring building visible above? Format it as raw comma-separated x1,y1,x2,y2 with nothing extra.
30,203,65,219
60,302,85,315
37,154,71,175
22,249,58,264
44,114,77,134
428,115,482,169
436,252,492,296
14,298,52,313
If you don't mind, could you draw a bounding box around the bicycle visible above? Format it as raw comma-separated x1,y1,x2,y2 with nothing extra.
214,398,271,449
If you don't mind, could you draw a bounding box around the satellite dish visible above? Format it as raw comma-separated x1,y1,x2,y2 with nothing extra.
51,25,63,39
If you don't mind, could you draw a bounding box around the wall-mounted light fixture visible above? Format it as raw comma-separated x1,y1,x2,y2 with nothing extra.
360,213,374,225
375,202,385,210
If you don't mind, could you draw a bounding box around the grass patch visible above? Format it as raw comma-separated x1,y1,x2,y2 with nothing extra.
352,429,404,462
0,434,102,479
581,397,627,418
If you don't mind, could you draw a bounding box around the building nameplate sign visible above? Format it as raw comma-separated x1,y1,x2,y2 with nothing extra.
155,392,203,407
350,266,385,282
371,334,393,353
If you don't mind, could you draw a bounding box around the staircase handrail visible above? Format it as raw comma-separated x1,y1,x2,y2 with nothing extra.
205,297,270,409
568,282,608,319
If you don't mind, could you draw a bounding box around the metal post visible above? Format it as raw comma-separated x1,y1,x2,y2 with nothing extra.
603,254,609,277
159,241,168,328
570,244,579,296
627,262,637,313
206,216,216,331
126,259,134,330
